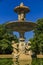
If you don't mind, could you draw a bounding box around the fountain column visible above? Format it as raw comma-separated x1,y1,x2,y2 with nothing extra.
19,32,25,54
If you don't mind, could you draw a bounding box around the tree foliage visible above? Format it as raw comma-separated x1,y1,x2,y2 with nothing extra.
0,24,18,54
29,18,43,54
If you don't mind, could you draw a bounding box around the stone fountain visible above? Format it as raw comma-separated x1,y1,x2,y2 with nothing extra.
6,3,37,62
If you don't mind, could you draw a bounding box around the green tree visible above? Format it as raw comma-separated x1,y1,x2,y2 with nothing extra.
29,18,43,54
0,24,18,54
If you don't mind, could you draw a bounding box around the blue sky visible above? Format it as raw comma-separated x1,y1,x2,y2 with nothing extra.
0,0,43,41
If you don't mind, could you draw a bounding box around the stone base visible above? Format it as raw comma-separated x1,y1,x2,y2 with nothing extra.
13,53,32,65
13,53,32,61
19,53,32,61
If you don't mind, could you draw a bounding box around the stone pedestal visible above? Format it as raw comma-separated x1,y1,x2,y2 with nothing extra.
19,38,25,54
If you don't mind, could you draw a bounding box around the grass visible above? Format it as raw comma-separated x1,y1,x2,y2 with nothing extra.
0,58,13,65
32,58,43,65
